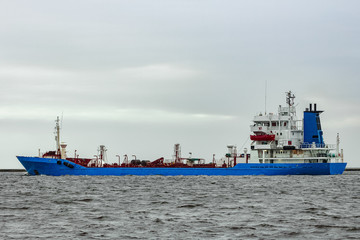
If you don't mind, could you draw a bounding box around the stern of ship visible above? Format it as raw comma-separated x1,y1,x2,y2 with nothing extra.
329,162,347,175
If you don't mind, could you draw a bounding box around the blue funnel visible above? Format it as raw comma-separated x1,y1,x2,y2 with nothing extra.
303,103,324,146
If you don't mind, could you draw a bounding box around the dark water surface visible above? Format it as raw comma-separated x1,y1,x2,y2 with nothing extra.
1,172,359,239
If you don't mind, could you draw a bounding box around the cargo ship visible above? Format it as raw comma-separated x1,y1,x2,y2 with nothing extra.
17,91,347,176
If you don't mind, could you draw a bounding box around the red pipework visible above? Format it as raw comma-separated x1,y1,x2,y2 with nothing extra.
66,156,218,168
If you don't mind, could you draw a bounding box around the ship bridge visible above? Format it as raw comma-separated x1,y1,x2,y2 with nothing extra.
250,96,303,150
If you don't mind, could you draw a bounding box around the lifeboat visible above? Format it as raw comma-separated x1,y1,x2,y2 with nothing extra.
250,134,275,141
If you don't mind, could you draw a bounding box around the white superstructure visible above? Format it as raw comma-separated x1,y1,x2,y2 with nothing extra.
219,91,343,167
248,91,341,164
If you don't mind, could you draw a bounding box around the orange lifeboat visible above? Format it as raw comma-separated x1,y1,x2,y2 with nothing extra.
250,134,275,141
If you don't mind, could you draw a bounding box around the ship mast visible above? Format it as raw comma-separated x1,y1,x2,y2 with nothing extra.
286,91,295,109
285,91,296,142
286,91,296,117
55,116,61,156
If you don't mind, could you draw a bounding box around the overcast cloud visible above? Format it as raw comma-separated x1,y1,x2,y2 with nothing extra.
1,0,359,168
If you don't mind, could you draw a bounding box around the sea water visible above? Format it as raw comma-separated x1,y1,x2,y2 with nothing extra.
0,172,359,239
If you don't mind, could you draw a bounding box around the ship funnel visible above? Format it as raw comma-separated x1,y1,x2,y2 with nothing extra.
303,104,324,145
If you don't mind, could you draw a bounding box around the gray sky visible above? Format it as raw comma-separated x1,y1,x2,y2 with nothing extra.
1,0,359,168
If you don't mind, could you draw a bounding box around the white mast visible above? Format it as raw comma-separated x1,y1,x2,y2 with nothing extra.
286,91,295,142
55,116,61,156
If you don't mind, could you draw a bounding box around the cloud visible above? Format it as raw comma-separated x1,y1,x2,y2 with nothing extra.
111,64,199,82
0,104,234,123
1,0,360,168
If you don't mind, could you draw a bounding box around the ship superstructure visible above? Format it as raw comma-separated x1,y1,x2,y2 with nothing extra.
248,91,343,164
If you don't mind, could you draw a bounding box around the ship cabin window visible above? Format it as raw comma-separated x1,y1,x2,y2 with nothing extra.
284,122,287,126
280,133,282,136
272,122,276,127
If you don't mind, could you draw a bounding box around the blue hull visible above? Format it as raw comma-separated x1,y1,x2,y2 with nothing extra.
17,156,347,176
